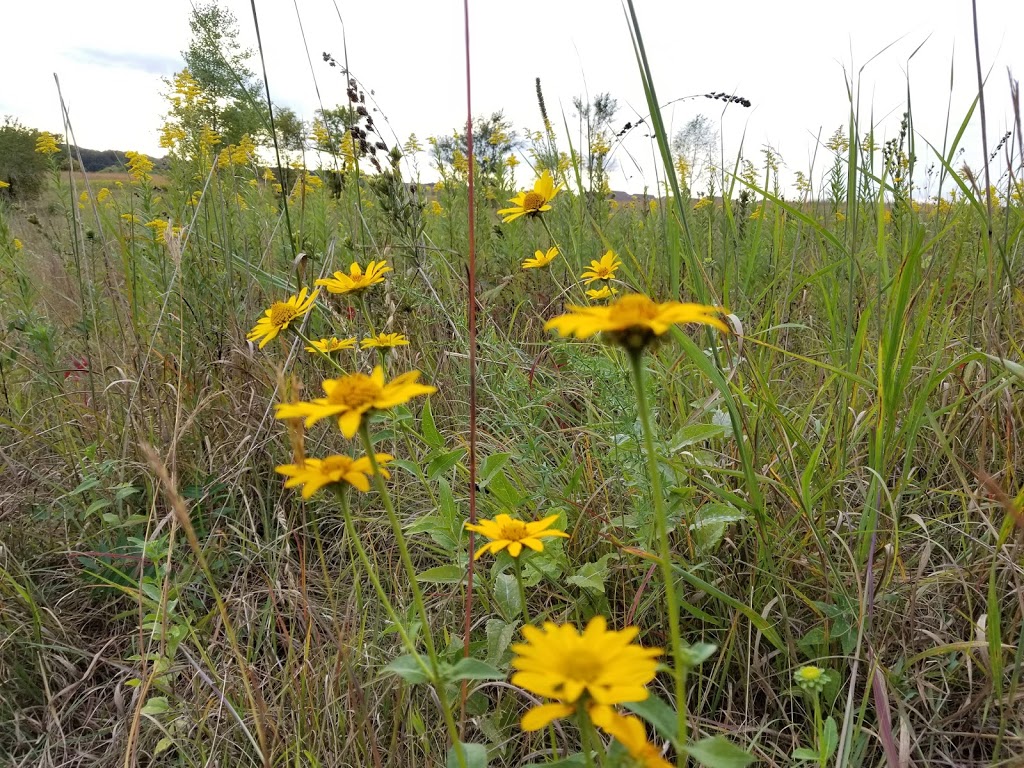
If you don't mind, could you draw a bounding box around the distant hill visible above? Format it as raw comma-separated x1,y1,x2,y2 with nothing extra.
63,145,168,174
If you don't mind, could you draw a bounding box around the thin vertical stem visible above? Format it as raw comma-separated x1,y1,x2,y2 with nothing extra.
628,350,688,755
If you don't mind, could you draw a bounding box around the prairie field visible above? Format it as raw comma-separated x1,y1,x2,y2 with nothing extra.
1,4,1024,768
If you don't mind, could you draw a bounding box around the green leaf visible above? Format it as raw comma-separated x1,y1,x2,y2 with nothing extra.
141,696,169,716
493,573,521,618
567,554,614,595
671,423,727,449
381,654,431,685
822,716,838,761
624,693,680,746
791,747,819,761
485,618,517,666
678,642,718,668
421,398,443,447
479,453,511,485
446,741,488,768
427,448,466,479
416,565,466,584
684,736,754,768
447,657,505,682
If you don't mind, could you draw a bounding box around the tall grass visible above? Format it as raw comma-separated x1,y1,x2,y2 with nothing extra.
1,6,1023,768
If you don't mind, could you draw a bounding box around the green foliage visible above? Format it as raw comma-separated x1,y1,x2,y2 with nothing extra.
0,117,53,199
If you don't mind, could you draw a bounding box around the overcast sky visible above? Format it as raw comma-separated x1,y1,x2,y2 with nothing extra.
4,0,1022,195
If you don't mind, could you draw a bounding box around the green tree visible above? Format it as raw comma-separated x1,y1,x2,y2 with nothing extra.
0,118,54,200
434,112,520,181
181,2,266,143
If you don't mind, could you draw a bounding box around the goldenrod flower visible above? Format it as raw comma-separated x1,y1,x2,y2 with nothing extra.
794,665,831,693
247,288,319,349
274,366,436,438
305,336,358,355
315,260,392,295
96,188,111,204
580,250,621,284
511,616,661,731
361,333,410,350
497,170,562,223
35,132,60,155
125,151,154,183
13,238,23,251
465,513,568,560
121,213,140,225
589,707,671,768
586,285,618,300
276,453,393,498
522,247,558,270
545,293,728,352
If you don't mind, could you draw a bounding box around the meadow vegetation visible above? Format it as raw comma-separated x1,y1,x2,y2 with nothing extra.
1,4,1023,767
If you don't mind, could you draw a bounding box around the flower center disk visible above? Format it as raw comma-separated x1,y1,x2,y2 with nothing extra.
329,374,383,407
522,191,546,211
269,302,298,326
497,520,529,541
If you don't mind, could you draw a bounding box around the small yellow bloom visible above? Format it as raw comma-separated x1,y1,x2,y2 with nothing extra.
0,180,10,189
511,616,662,731
497,170,563,223
247,288,319,349
121,213,140,225
305,336,358,355
35,132,61,155
794,665,831,693
694,197,713,211
465,513,568,559
586,285,618,300
274,366,436,438
276,453,393,498
546,293,728,352
125,151,154,183
360,333,410,350
13,238,23,251
580,250,622,284
96,188,111,204
315,260,392,296
589,707,672,768
522,247,558,270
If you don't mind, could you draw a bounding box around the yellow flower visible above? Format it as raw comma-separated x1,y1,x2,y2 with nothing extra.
497,170,563,223
315,260,392,295
121,213,140,225
247,288,319,349
96,187,111,204
35,132,60,155
589,707,672,768
586,285,618,300
522,247,558,270
305,336,358,355
464,513,568,560
0,180,9,189
580,250,622,284
429,200,444,216
511,616,662,731
125,151,154,182
545,293,729,352
263,168,277,182
276,453,393,498
274,366,436,438
694,197,713,211
361,333,410,350
506,154,519,168
13,239,23,251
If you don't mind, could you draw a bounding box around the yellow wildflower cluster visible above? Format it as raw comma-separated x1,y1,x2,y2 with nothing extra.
311,119,331,148
217,135,258,169
125,151,154,183
35,132,61,155
169,69,205,108
159,123,187,151
145,219,184,243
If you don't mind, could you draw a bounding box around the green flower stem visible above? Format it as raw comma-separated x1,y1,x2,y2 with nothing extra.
357,294,376,336
812,690,824,768
628,349,689,754
577,703,599,768
358,423,467,766
514,558,531,626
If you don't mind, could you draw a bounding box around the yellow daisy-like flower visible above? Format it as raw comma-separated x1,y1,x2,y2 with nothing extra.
580,250,622,284
586,285,618,300
247,288,319,349
589,707,672,768
793,665,831,693
545,293,728,353
360,333,410,349
464,513,568,560
275,453,393,498
305,336,358,355
497,170,563,223
511,616,662,731
274,366,436,438
522,247,559,270
315,260,392,295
